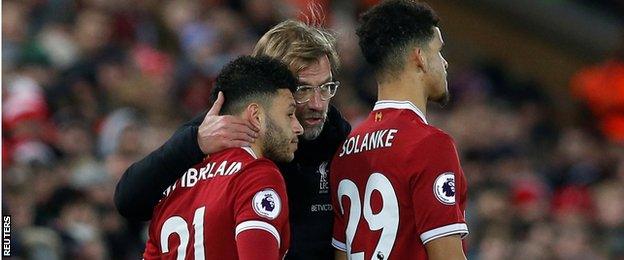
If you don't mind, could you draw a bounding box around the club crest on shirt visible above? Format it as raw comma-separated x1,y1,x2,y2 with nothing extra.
252,189,281,220
318,161,329,194
433,172,456,205
375,112,383,122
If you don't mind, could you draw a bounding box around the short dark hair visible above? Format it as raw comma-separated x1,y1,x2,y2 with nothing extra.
211,56,298,114
356,0,439,81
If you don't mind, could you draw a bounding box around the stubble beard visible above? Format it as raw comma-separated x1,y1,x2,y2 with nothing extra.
262,118,295,163
299,108,327,140
302,119,325,140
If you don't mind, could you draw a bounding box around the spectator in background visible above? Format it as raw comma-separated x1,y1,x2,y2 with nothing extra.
571,37,624,143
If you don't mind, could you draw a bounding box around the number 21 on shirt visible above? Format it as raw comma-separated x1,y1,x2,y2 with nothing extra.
337,173,398,260
160,206,206,260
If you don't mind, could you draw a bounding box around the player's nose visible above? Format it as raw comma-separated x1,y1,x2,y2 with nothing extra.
292,118,304,136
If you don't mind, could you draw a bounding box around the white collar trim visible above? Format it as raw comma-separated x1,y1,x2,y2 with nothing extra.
241,146,258,159
373,100,428,124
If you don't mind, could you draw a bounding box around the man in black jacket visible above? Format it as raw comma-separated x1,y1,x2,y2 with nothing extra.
114,20,351,260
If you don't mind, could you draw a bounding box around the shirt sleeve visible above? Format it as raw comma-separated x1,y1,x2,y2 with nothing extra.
114,111,207,221
410,132,468,245
233,160,289,257
236,229,280,260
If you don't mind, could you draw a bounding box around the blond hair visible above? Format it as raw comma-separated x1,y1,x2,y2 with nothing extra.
252,20,339,75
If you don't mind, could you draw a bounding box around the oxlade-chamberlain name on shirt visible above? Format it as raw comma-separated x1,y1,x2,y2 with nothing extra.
163,160,243,197
338,129,398,157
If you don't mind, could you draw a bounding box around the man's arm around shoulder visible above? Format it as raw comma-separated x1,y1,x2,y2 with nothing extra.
115,92,259,220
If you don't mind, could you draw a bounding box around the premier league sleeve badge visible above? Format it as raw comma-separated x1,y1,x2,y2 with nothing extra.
252,189,282,220
433,172,456,205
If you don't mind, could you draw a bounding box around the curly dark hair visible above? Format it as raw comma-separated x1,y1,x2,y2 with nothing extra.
357,0,439,81
211,56,298,114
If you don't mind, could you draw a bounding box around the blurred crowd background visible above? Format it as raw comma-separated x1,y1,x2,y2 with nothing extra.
2,0,624,259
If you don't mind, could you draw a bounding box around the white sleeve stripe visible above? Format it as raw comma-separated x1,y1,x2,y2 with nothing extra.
332,238,346,251
235,220,281,248
421,223,469,245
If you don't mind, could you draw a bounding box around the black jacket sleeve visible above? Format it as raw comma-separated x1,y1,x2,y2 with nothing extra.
114,111,207,221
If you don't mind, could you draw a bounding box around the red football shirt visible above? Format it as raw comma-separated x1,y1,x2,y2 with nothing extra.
143,147,290,259
330,100,468,259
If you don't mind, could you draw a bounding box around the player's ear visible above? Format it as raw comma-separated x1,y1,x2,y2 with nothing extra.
410,46,427,73
244,103,263,131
